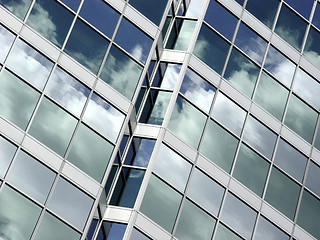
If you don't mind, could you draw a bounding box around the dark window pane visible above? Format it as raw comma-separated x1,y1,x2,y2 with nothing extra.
60,0,81,12
98,221,127,240
304,26,320,69
0,0,33,20
313,3,320,30
246,0,279,28
284,0,313,20
129,228,151,240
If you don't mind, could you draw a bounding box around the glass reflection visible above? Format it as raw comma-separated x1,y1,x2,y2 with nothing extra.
224,48,260,98
6,151,56,204
27,0,74,48
48,178,93,230
0,0,33,20
96,221,126,240
167,19,196,51
129,228,151,240
304,26,320,69
254,216,289,240
168,96,207,149
313,3,320,30
60,0,81,12
0,135,17,178
215,223,242,240
80,0,120,38
305,161,320,197
6,39,53,90
212,92,246,136
185,0,205,18
284,0,313,20
100,45,143,100
180,68,216,113
83,93,125,143
264,45,295,88
124,138,156,167
152,63,181,89
0,25,15,63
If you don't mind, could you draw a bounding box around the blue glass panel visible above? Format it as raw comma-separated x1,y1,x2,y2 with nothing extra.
246,0,279,28
304,26,320,69
313,3,320,30
99,221,126,240
0,0,33,20
60,0,81,11
284,0,313,20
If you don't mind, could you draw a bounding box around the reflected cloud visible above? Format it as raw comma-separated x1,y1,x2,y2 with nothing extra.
0,26,15,63
160,64,181,89
1,0,32,20
148,91,172,125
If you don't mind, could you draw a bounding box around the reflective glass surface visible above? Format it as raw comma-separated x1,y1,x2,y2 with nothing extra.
265,167,300,220
157,63,181,89
304,26,320,69
67,124,114,182
80,0,120,38
45,66,90,117
6,151,56,204
6,39,53,90
168,96,207,149
175,199,215,240
284,0,313,20
97,221,127,240
186,168,224,216
0,69,40,129
29,97,77,156
313,3,320,30
215,223,242,240
185,0,205,18
194,24,230,74
316,126,320,151
224,48,260,97
64,19,109,74
129,228,151,240
284,94,317,144
254,216,289,240
48,178,93,230
233,144,269,196
221,193,257,239
0,135,16,178
27,0,74,48
0,185,41,240
140,174,182,232
100,45,143,100
60,0,81,11
124,138,156,167
305,161,320,197
212,92,246,136
83,93,125,143
254,71,288,121
242,116,276,159
200,120,239,173
168,19,196,51
0,25,15,63
0,0,33,20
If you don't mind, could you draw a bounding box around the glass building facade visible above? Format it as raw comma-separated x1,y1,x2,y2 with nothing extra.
0,0,320,239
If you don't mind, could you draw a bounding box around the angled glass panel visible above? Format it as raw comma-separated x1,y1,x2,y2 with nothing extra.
48,177,93,230
6,151,56,204
185,0,205,18
180,68,216,113
275,4,307,51
114,18,153,64
186,168,224,216
6,39,53,90
0,185,42,240
175,199,216,240
245,0,279,28
284,0,313,20
29,97,78,156
221,193,257,239
200,120,239,173
100,45,143,100
83,93,125,143
153,144,191,192
233,144,269,196
254,216,289,240
27,0,74,48
97,221,127,240
242,115,276,160
194,24,230,75
274,138,307,182
0,135,16,178
60,0,81,12
168,96,207,149
64,19,109,74
34,212,80,240
140,174,182,233
0,25,15,63
67,124,114,182
45,66,90,117
204,0,238,41
265,167,300,220
224,48,260,98
80,0,120,38
215,223,242,240
284,94,317,144
167,19,196,51
316,126,320,151
0,0,33,20
129,228,151,240
297,190,320,240
235,23,267,64
303,26,320,69
254,71,288,121
264,45,295,88
305,161,320,197
157,63,181,89
212,92,246,136
313,3,320,30
0,69,40,130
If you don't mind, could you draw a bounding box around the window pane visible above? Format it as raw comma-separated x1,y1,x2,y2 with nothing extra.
265,167,300,220
60,0,81,11
305,161,320,197
100,45,143,100
0,185,42,239
175,199,216,240
313,3,320,30
0,25,15,63
27,0,74,48
124,138,156,167
29,97,77,156
97,221,126,240
6,39,53,90
0,69,40,130
187,168,224,216
48,178,93,230
233,144,269,196
168,96,207,149
0,0,33,20
303,26,320,70
284,0,313,20
140,174,182,233
254,216,289,240
129,228,151,240
6,151,56,204
200,120,239,173
34,212,80,240
0,135,17,178
67,124,114,182
214,223,242,240
167,19,196,51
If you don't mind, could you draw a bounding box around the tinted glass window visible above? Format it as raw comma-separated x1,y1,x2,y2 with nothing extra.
0,25,15,63
0,135,16,178
254,216,289,240
0,0,33,20
246,0,279,28
305,161,320,197
303,26,320,69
